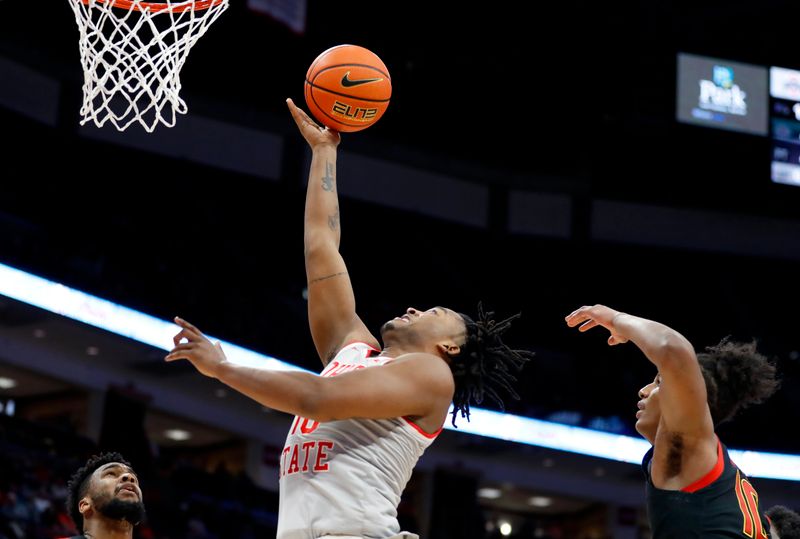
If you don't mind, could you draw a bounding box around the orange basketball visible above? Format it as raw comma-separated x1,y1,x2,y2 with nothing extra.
304,44,391,133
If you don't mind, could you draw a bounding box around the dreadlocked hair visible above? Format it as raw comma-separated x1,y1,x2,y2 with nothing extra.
766,506,800,539
449,303,534,427
66,452,132,532
697,338,779,426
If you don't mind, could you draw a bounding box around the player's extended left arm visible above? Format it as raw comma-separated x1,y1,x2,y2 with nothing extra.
166,317,453,422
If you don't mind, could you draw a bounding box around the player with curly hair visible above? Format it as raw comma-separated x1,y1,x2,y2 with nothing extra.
766,506,800,539
566,304,779,538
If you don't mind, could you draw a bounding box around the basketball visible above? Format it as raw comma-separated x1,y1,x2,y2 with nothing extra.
304,44,391,133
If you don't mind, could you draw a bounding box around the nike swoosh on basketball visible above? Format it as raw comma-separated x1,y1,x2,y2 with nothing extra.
341,72,384,87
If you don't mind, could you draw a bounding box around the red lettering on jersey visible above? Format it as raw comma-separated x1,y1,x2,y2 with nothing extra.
735,469,754,537
287,444,300,475
742,478,768,538
300,417,320,434
314,441,334,472
324,362,366,378
290,415,320,435
280,446,291,477
735,469,768,539
301,441,315,472
280,440,336,478
325,361,342,376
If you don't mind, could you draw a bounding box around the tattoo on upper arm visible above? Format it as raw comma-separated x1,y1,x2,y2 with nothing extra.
309,271,348,285
321,161,335,191
328,205,340,231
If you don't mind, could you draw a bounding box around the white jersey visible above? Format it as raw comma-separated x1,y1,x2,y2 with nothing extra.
277,342,441,539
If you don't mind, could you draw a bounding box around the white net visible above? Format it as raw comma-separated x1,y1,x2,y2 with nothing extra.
67,0,229,132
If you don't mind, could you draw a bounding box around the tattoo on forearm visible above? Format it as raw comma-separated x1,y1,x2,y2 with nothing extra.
321,161,335,191
328,205,340,231
309,271,348,284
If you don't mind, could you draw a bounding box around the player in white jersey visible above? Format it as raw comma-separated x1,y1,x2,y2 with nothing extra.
164,99,533,538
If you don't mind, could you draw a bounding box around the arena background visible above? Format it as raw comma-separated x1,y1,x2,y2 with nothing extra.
0,1,799,538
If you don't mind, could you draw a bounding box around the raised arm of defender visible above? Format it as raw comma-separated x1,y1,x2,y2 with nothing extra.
565,304,714,441
287,99,379,365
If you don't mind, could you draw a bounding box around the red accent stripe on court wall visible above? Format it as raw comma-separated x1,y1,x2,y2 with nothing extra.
682,439,724,493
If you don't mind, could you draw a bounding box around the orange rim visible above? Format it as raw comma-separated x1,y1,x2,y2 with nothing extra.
79,0,225,13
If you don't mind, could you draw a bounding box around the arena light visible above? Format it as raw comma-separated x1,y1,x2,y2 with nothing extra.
453,407,651,464
528,496,552,507
164,428,191,441
0,262,306,374
477,487,502,499
0,261,799,480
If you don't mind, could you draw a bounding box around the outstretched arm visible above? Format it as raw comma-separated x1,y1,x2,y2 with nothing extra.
287,99,379,365
165,318,452,422
565,305,713,439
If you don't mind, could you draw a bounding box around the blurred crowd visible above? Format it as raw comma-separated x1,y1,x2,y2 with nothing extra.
0,415,279,539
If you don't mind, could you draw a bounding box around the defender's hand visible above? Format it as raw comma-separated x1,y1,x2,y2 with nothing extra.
286,98,340,150
165,317,228,378
565,304,630,346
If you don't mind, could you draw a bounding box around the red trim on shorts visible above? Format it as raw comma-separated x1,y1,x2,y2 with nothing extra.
681,438,724,493
403,417,443,439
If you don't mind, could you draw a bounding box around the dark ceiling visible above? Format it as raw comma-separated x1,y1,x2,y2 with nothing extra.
0,1,798,453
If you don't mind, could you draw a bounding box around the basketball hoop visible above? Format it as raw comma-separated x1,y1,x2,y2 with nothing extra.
67,0,229,132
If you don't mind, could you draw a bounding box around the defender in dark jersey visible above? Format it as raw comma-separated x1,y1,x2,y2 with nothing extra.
63,452,145,539
566,304,779,539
